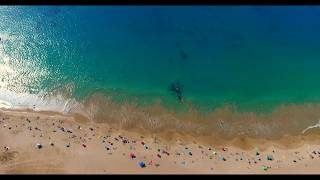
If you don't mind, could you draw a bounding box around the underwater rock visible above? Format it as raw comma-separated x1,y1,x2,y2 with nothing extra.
174,41,188,61
179,49,188,60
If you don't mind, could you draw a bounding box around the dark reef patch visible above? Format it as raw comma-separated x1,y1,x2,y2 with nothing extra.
179,48,188,61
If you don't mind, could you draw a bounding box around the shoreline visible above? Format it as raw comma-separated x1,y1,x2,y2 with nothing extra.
3,107,320,149
1,108,320,174
2,89,320,140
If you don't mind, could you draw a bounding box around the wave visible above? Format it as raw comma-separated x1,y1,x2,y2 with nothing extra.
302,120,320,134
0,88,90,119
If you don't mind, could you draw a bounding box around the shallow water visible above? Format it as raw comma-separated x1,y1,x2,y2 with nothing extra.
1,6,320,138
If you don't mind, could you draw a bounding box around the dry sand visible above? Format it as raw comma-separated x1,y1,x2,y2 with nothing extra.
1,108,320,174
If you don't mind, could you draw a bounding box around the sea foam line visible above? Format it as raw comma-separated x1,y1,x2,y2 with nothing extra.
302,120,320,134
0,89,92,120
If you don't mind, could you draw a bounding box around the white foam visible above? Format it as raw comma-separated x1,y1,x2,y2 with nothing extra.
0,99,12,109
0,89,92,119
302,120,320,134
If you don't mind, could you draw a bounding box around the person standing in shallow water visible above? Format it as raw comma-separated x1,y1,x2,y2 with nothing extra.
168,81,183,103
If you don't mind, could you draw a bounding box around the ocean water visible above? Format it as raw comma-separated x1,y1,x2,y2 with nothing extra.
2,6,320,138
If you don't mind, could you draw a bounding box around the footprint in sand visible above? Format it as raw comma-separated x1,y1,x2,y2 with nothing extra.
0,151,18,164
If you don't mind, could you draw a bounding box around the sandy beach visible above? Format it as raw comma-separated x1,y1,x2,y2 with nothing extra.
3,5,320,175
0,108,320,174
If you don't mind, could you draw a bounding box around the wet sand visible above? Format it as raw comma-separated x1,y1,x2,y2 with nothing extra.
1,109,320,174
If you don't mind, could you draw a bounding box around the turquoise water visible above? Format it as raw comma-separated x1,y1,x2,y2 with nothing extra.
2,6,320,137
